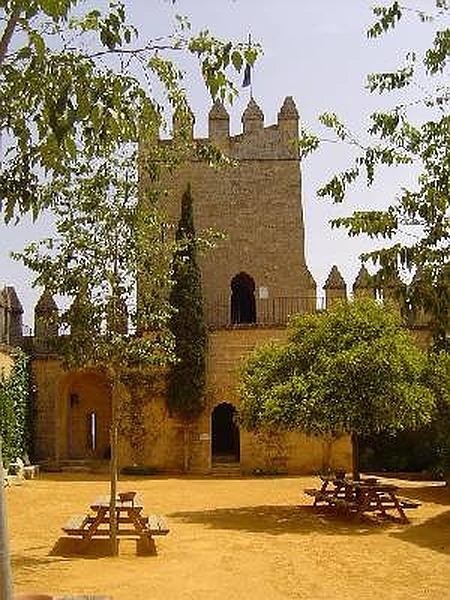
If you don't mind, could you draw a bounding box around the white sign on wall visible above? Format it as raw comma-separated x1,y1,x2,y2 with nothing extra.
259,286,269,299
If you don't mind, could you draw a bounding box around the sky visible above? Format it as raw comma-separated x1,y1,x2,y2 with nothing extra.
0,0,441,329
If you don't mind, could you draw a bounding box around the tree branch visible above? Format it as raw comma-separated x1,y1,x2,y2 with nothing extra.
85,43,182,60
0,3,22,68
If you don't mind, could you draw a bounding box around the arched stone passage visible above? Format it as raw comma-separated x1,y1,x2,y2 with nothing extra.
230,272,256,324
211,402,240,463
65,371,111,459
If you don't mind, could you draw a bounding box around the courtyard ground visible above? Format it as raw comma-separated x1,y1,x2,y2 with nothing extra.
6,473,450,600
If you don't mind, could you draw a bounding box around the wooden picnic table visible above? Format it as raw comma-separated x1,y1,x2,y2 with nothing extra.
62,491,169,549
304,475,419,523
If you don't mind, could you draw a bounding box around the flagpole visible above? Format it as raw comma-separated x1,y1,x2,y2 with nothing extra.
248,33,253,99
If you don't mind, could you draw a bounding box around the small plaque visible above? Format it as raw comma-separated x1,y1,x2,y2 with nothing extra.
259,286,269,299
199,433,210,441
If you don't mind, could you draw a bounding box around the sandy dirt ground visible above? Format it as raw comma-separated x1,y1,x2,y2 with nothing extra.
5,473,450,600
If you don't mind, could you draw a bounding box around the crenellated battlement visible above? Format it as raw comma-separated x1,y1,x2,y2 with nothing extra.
166,96,300,160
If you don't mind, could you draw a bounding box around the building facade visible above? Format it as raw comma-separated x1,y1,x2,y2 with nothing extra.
8,97,433,474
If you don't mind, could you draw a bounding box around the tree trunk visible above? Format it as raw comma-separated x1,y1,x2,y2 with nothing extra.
351,432,360,481
0,440,13,600
0,4,22,68
183,424,189,473
109,373,119,556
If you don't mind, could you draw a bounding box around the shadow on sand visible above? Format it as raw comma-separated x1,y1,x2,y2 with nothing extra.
48,536,156,558
391,508,450,556
168,504,396,536
396,483,450,507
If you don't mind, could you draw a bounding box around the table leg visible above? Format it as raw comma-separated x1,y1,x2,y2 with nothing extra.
388,491,409,524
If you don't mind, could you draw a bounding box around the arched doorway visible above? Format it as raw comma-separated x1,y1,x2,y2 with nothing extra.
211,403,240,463
230,272,256,324
66,371,111,459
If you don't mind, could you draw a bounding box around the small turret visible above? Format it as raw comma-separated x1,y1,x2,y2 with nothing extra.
208,99,229,141
172,103,195,139
324,266,347,309
242,97,264,134
277,96,299,138
4,286,23,345
352,265,376,299
35,289,59,339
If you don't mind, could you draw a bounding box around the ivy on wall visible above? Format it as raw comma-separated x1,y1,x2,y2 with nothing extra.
0,349,31,466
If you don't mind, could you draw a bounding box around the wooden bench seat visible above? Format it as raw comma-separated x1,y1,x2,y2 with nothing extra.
304,488,324,498
146,515,170,536
399,498,421,509
62,514,91,535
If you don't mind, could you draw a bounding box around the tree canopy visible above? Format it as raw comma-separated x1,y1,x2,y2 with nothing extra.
238,299,445,477
298,1,449,345
0,0,259,221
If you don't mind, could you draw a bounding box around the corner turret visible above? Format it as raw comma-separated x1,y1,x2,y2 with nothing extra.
3,286,23,345
242,97,264,134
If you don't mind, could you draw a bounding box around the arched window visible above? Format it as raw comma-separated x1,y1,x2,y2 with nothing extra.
230,272,256,324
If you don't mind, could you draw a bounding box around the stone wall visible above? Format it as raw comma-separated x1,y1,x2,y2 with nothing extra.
32,327,352,474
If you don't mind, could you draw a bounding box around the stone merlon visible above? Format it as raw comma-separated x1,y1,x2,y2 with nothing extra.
324,266,346,290
208,99,229,140
242,97,264,134
352,265,374,293
278,96,299,121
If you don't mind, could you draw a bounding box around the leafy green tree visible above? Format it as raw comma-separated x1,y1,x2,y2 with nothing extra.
1,0,260,576
0,0,260,221
16,148,175,554
298,1,449,346
168,185,207,416
238,299,443,479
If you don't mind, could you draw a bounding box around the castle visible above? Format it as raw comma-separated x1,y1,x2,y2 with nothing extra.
0,96,432,474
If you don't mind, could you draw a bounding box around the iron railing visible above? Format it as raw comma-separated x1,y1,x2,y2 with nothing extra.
206,295,325,329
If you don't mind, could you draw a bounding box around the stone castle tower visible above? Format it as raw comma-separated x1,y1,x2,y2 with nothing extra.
26,97,353,474
161,96,316,328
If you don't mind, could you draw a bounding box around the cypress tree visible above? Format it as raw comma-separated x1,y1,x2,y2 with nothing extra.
168,184,207,419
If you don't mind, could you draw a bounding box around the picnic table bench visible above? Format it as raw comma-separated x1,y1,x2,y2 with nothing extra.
304,475,420,523
62,492,169,547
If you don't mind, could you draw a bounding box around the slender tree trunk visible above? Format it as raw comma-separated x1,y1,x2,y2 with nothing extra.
183,424,189,473
109,372,119,556
351,432,360,481
0,440,13,600
0,3,22,68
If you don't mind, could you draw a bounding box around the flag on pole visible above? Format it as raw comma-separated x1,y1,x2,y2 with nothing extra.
242,32,252,89
242,63,251,88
